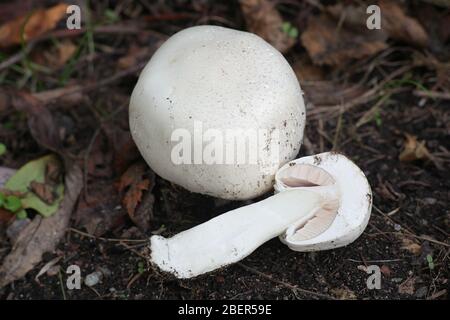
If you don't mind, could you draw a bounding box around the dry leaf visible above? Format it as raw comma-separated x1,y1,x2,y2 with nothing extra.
0,163,82,288
12,92,63,153
75,182,124,236
0,208,14,225
301,15,387,66
240,0,296,53
49,40,77,68
133,191,155,232
330,287,357,300
401,238,422,255
327,1,429,48
118,162,155,231
399,134,431,162
123,179,150,216
379,0,428,47
398,277,416,295
29,181,56,205
292,55,325,82
118,45,153,70
102,122,140,174
34,256,62,283
0,3,69,48
118,162,148,194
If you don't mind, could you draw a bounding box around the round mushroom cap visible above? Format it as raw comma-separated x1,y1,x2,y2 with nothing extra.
275,152,372,251
130,25,305,200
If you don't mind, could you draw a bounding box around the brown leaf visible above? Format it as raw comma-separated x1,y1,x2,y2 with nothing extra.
378,0,428,47
0,3,69,48
118,45,153,70
301,15,387,66
119,162,155,231
330,287,357,300
29,181,55,205
0,162,82,288
118,162,147,194
292,55,325,82
44,39,77,69
45,161,61,184
0,208,14,225
132,191,154,233
123,179,150,216
398,277,416,295
75,182,124,236
103,123,140,174
327,1,429,47
12,91,63,153
399,134,431,162
240,0,296,53
401,238,422,255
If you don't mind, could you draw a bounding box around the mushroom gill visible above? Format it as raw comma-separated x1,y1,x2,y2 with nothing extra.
278,164,340,241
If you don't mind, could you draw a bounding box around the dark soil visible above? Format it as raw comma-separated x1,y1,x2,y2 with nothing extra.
2,94,448,300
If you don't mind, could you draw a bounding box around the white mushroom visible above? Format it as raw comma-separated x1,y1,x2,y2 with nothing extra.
150,152,372,279
129,25,305,200
128,26,372,279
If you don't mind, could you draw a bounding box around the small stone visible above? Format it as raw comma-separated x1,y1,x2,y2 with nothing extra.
394,224,401,231
84,271,103,287
357,265,367,272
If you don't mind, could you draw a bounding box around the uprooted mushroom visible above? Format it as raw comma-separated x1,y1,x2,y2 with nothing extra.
129,25,372,279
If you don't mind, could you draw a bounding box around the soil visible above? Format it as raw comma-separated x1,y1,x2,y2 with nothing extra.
1,93,448,300
0,0,448,300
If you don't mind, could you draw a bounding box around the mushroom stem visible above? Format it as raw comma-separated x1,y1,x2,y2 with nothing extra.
151,187,337,279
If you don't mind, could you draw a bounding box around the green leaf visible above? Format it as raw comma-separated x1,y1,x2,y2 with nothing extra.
16,209,28,219
288,27,298,38
426,254,435,270
137,261,145,274
4,195,21,212
5,155,64,217
0,192,5,207
0,143,6,156
281,21,298,39
281,22,291,34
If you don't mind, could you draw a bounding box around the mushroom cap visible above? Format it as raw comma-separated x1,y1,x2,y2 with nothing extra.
130,25,305,200
275,152,372,251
